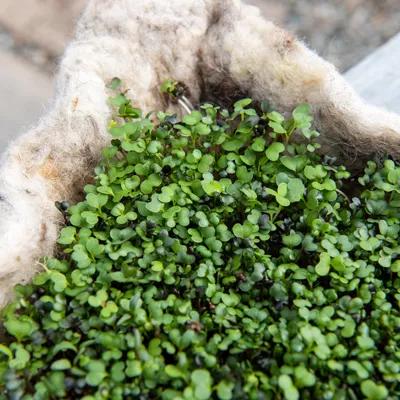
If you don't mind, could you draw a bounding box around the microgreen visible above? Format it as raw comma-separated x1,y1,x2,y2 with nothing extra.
1,84,400,400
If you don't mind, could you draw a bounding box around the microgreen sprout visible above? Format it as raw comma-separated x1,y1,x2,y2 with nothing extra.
160,79,194,114
1,82,400,400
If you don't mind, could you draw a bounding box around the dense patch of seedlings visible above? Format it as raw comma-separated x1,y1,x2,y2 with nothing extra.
0,83,400,399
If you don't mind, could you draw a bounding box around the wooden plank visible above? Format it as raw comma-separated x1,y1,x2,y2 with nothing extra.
0,0,87,56
345,32,400,115
247,0,400,114
0,50,53,149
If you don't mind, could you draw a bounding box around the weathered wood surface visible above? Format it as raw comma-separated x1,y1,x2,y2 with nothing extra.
0,50,52,150
0,0,86,57
345,32,400,115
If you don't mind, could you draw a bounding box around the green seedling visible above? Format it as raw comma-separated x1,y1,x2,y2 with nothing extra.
1,83,400,400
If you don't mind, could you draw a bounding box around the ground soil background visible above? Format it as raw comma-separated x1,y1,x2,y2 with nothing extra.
0,0,399,147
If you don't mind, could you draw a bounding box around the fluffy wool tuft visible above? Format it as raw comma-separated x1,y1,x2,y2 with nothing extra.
0,0,399,306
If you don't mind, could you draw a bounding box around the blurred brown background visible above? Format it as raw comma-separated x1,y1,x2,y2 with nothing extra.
0,0,399,149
